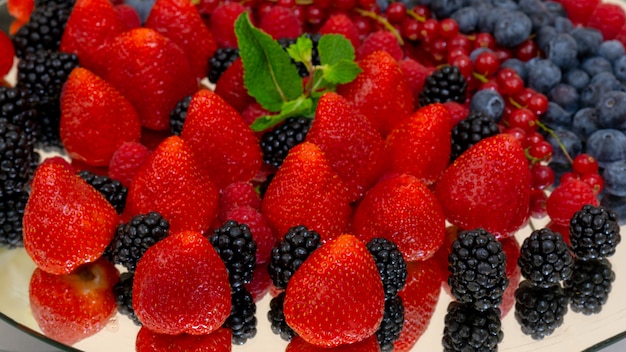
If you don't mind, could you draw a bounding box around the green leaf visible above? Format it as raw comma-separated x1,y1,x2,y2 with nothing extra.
321,60,362,84
318,34,356,66
286,35,312,65
250,96,313,132
234,13,303,112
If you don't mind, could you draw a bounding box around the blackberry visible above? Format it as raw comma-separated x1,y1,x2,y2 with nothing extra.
376,296,404,352
564,259,615,315
209,220,257,289
0,191,29,248
268,225,321,289
267,291,297,342
169,95,192,136
517,228,574,288
418,65,467,107
277,33,321,78
569,205,621,260
224,286,257,345
11,2,74,58
105,212,170,272
260,116,312,168
208,47,239,84
450,111,500,161
0,87,39,145
78,170,128,214
0,120,35,198
442,301,503,352
113,272,142,326
448,228,508,311
366,237,408,299
514,280,568,340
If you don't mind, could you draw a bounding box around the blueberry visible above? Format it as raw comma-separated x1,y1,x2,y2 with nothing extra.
451,7,480,34
478,7,509,33
494,11,532,48
603,161,626,197
599,40,626,63
572,107,599,142
553,17,573,33
570,27,603,59
563,69,590,91
600,194,626,225
125,0,156,23
535,26,558,54
544,1,567,17
430,0,465,19
581,56,613,77
596,90,626,130
548,83,579,114
493,0,518,11
586,129,626,168
580,81,615,108
542,102,572,130
527,59,562,94
547,33,578,69
469,89,505,122
502,58,528,81
377,0,389,11
546,129,582,165
613,55,626,81
518,0,546,15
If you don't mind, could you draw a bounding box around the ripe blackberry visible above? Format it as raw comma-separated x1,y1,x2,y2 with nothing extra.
267,291,297,342
0,87,39,145
209,220,257,289
224,286,257,345
113,272,142,326
277,33,321,78
0,191,29,248
169,95,192,136
450,111,500,161
208,47,239,84
78,170,127,214
518,228,574,288
418,65,467,107
442,301,503,352
376,296,404,352
105,212,170,272
268,225,321,289
0,120,35,198
260,116,312,168
569,204,621,260
366,237,408,299
564,259,615,315
11,2,74,58
448,228,508,311
514,280,569,340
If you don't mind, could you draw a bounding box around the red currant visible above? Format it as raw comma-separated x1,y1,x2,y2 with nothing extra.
526,131,544,147
531,163,555,190
496,68,524,96
529,140,553,161
474,50,499,77
508,108,537,134
334,0,358,11
514,39,539,62
352,15,373,37
401,19,420,41
474,32,495,49
386,2,406,24
305,5,325,25
581,173,604,195
357,0,376,8
412,5,430,19
572,154,599,175
527,92,549,116
438,18,459,39
560,171,579,185
448,34,472,53
450,54,473,78
277,0,295,7
505,127,527,145
313,0,333,9
420,19,440,43
529,189,548,219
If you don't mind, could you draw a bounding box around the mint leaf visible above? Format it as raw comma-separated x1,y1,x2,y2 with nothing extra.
286,35,312,65
251,96,313,132
235,13,303,112
321,60,362,84
318,34,356,66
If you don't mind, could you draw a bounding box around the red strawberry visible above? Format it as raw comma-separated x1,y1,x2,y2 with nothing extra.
352,173,446,261
133,230,232,335
587,3,626,40
103,28,197,131
259,5,302,40
435,134,531,239
136,327,232,352
223,205,276,265
337,50,413,137
218,181,262,221
306,92,388,202
114,4,141,30
261,142,351,243
29,259,119,345
125,135,219,234
40,156,75,172
180,89,262,189
210,2,246,48
399,58,435,110
385,103,453,185
108,141,152,187
60,67,141,167
60,0,128,75
443,101,469,126
23,163,119,275
214,58,255,113
319,13,360,50
0,31,15,77
7,0,33,23
357,30,403,61
286,335,380,352
546,179,599,227
283,234,385,347
145,0,217,80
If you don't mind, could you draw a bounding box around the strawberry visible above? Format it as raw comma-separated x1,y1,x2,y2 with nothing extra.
0,31,15,78
546,179,600,227
114,4,141,30
283,234,385,347
286,335,380,352
210,2,246,48
144,0,217,80
180,89,262,189
136,327,232,352
306,92,388,202
435,134,531,239
108,141,152,187
443,101,469,126
102,28,197,131
60,67,141,167
7,0,33,23
337,50,413,137
385,103,453,185
23,163,119,275
357,30,403,61
259,5,302,40
261,142,351,243
352,173,446,261
214,58,255,113
29,259,119,345
133,230,232,335
223,205,276,265
319,14,360,51
125,135,219,234
60,0,129,76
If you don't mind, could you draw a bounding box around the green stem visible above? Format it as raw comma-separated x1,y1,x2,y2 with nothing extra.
354,8,405,46
535,119,574,164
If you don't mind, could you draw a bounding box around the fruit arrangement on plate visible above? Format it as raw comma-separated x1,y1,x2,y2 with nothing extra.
1,0,626,351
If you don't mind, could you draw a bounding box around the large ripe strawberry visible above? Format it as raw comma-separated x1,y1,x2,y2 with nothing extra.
23,163,119,275
352,173,446,262
286,335,380,352
261,142,351,243
60,0,128,76
136,327,232,352
102,28,197,131
385,103,452,185
60,67,141,167
125,135,219,234
144,0,217,80
306,92,388,202
133,230,231,335
283,234,385,347
435,134,531,239
337,50,413,137
180,89,262,189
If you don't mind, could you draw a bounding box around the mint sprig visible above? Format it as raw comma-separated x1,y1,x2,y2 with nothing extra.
234,13,361,132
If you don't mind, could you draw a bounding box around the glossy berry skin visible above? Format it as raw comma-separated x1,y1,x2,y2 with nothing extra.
136,327,232,352
569,205,621,261
518,228,574,288
514,280,568,340
0,31,15,77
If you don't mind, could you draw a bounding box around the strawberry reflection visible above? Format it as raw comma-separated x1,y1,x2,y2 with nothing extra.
286,335,380,352
136,326,232,352
29,258,119,345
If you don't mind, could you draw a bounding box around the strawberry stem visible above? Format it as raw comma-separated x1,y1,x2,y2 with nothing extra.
354,8,405,46
535,119,574,164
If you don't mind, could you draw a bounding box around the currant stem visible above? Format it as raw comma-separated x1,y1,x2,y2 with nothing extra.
354,8,405,46
407,9,426,22
535,119,574,164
